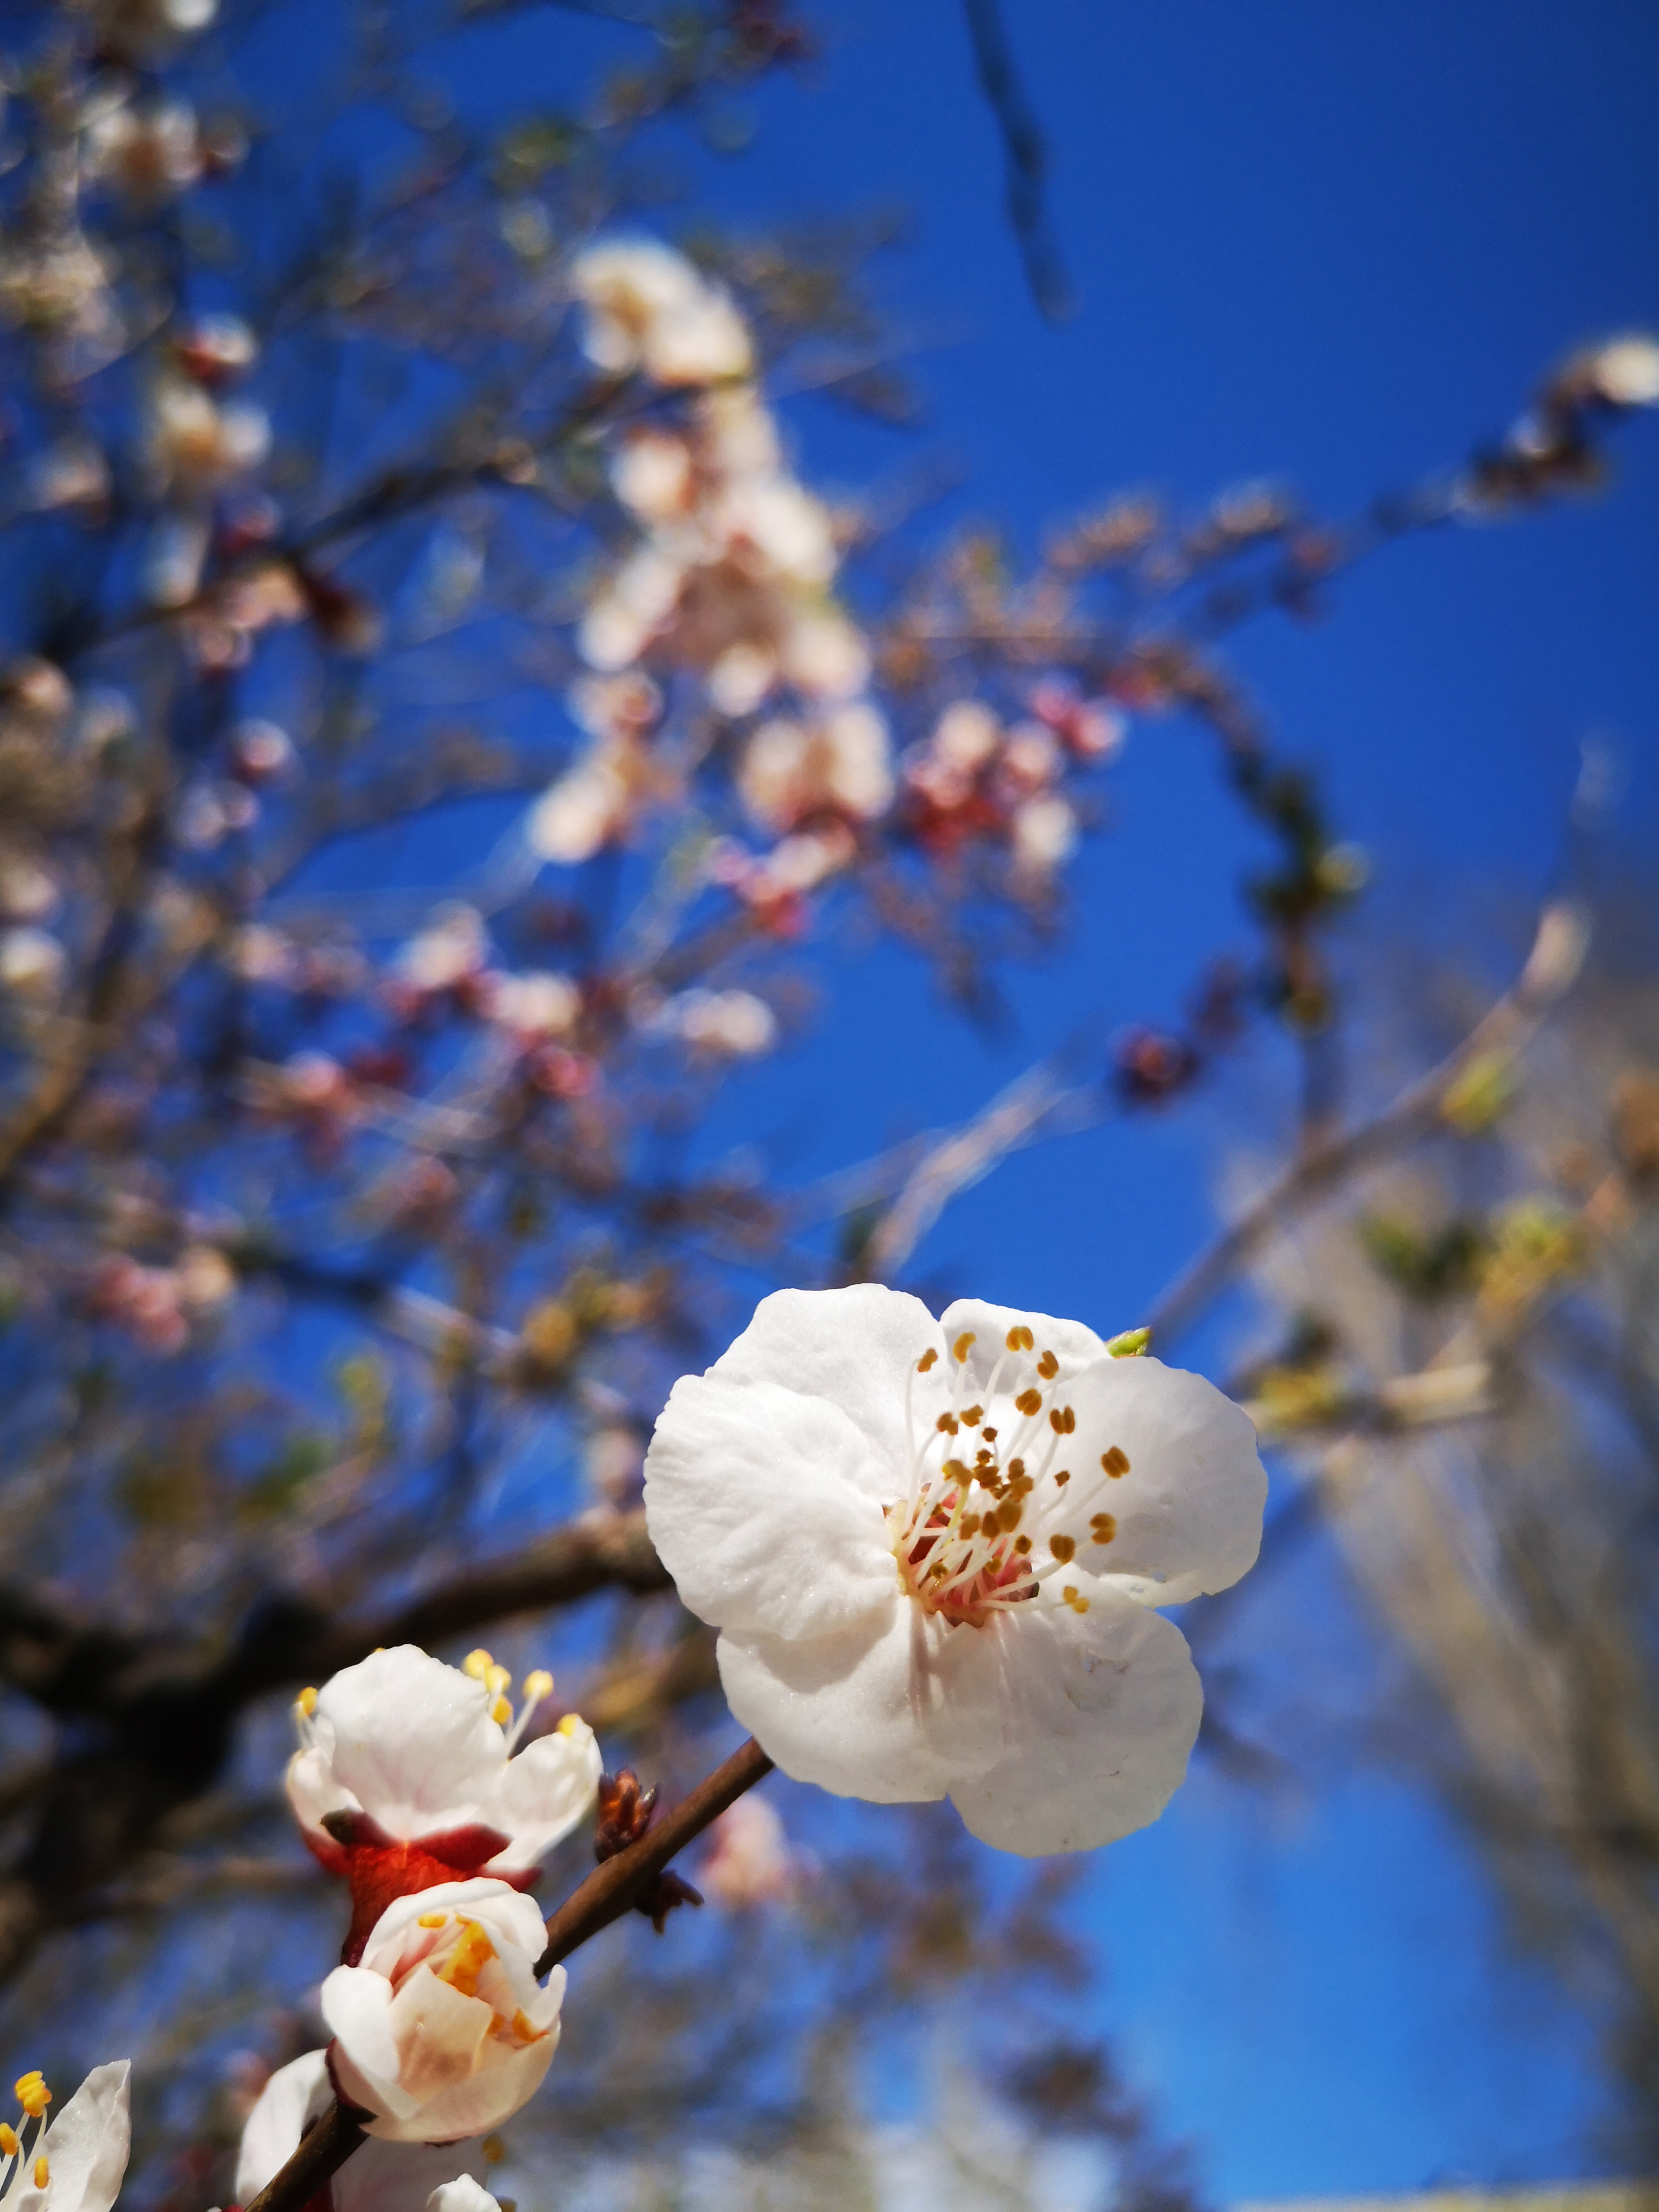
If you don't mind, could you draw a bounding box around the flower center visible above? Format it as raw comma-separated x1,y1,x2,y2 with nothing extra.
887,1324,1131,1628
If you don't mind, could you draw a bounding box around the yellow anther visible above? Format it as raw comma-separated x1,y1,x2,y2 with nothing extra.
1101,1446,1130,1478
522,1669,554,1706
33,2156,48,2188
1049,1535,1076,1564
916,1348,938,1373
996,1498,1023,1533
15,2076,49,2119
1062,1586,1090,1614
482,2136,506,2165
1007,1456,1025,1478
296,1686,318,1717
1091,1513,1117,1545
1015,1388,1042,1416
1047,1405,1075,1434
418,1911,448,1928
464,1648,493,1681
960,1513,982,1537
961,1404,983,1427
486,1663,511,1698
952,1332,976,1363
941,1458,968,1482
557,1712,582,1736
436,1919,497,1998
1037,1349,1059,1380
1005,1325,1034,1351
936,1412,959,1434
1054,1468,1071,1485
492,1695,512,1725
1014,1534,1033,1555
0,2123,18,2156
981,1425,998,1442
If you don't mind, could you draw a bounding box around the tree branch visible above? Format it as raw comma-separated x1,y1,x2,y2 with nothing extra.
960,0,1073,321
1146,902,1590,1348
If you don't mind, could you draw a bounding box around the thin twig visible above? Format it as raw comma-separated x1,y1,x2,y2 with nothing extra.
537,1734,773,1970
1147,902,1591,1348
959,0,1073,321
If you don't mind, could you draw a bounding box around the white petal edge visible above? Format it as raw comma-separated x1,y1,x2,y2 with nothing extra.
946,1577,1202,1855
699,1284,946,1478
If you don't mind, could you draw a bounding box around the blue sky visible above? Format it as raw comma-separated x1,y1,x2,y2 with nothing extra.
620,2,1659,2192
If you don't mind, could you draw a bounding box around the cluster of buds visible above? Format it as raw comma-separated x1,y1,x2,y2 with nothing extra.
577,372,867,715
86,1244,235,1354
1465,333,1659,510
82,92,203,203
592,1768,702,1933
901,683,1122,893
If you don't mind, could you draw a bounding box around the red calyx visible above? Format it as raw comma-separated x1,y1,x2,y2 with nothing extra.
311,1809,537,1963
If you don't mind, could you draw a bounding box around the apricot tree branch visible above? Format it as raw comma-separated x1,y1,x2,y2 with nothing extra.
1147,902,1590,1349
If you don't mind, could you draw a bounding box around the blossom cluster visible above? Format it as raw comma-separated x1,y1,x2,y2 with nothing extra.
521,236,1136,937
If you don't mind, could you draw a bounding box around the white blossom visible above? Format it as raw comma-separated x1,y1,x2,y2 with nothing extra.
643,1287,1265,1855
394,905,489,995
1587,334,1659,408
571,239,752,386
486,972,581,1040
665,988,777,1058
145,377,270,494
287,1644,601,1892
236,2050,489,2212
84,99,202,201
737,704,893,836
0,2064,130,2212
322,1880,565,2142
0,928,68,1004
1010,792,1077,880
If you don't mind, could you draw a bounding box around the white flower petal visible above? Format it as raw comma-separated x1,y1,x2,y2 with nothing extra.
285,1742,357,1845
307,1647,505,1838
645,1373,897,1640
362,2031,558,2148
426,2182,501,2212
11,2063,130,2212
938,1297,1109,1388
235,2051,327,2204
947,1580,1201,1854
483,1723,603,1872
702,1284,946,1478
716,1597,1001,1802
321,1964,410,2116
1062,1355,1266,1604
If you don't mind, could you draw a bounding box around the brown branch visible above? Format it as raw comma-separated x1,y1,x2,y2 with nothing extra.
1146,902,1590,1349
537,1734,773,1971
243,1738,774,2212
242,2101,366,2212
